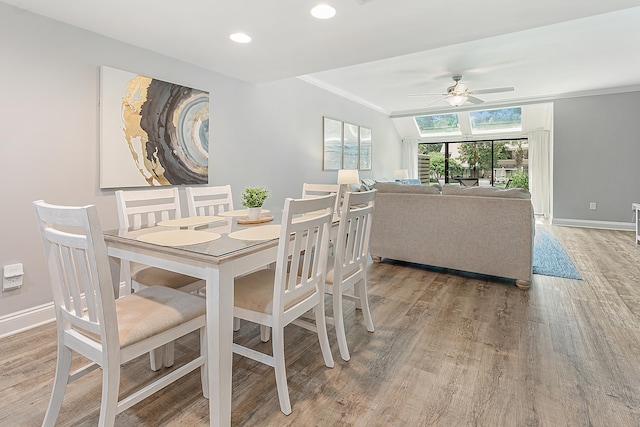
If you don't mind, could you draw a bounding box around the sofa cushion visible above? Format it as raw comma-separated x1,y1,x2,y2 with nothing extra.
373,181,441,194
442,184,531,199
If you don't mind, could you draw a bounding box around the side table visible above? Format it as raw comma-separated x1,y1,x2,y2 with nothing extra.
633,203,640,244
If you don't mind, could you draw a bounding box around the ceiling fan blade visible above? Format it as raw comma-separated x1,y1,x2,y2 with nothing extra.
467,95,484,104
408,93,446,97
422,96,447,107
470,87,514,95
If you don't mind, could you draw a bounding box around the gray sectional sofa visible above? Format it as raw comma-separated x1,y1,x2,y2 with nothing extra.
368,182,534,289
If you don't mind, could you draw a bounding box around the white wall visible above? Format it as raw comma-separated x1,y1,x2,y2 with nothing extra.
0,4,401,325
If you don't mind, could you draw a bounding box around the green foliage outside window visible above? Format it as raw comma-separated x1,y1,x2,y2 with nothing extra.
429,152,462,182
511,171,529,190
457,142,507,177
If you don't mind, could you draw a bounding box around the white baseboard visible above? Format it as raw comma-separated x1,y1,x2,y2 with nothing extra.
551,218,634,231
0,302,55,339
0,281,129,339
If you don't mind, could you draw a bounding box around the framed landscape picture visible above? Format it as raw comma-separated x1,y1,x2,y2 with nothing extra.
100,66,210,188
322,116,372,171
343,122,359,169
323,117,343,170
359,126,372,170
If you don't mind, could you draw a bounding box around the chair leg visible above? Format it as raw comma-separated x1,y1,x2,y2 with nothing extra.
42,344,72,427
98,352,120,427
233,317,241,331
353,284,363,310
272,327,291,415
315,295,335,368
260,325,271,342
149,347,164,371
163,342,175,368
200,327,209,399
357,278,375,333
333,289,351,361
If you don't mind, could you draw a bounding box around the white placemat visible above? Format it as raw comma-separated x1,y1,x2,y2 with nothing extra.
228,224,281,241
218,209,271,217
137,230,221,246
157,216,225,227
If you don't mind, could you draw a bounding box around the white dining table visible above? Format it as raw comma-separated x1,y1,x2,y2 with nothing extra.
103,216,282,426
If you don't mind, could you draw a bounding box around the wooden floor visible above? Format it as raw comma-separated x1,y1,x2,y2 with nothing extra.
1,224,640,426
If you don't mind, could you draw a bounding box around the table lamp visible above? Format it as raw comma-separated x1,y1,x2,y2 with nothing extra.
337,169,360,194
393,169,409,182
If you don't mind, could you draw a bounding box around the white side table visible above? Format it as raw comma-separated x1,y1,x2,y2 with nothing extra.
633,203,640,244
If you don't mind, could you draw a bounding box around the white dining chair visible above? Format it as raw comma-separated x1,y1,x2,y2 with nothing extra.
301,182,341,214
255,183,343,345
115,187,205,294
34,201,207,427
325,189,376,361
115,187,205,370
232,194,336,415
185,185,234,216
185,185,243,331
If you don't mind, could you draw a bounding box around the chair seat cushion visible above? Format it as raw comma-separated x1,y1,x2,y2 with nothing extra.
234,269,315,315
116,286,206,348
132,266,200,289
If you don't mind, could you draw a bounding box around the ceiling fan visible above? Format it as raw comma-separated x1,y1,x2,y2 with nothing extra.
409,76,514,107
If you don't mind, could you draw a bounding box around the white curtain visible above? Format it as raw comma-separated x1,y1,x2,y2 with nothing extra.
529,130,550,217
401,138,418,179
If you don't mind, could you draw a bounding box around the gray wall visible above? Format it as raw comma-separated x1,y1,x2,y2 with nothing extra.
553,91,640,224
0,4,401,318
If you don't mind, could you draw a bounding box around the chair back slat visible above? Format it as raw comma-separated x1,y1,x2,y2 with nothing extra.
115,188,182,229
301,183,341,214
275,195,335,316
335,190,376,281
34,201,118,343
185,185,234,217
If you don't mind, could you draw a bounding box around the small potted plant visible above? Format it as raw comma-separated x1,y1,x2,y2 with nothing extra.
241,186,270,220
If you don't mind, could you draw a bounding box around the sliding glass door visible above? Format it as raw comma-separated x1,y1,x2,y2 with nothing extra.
418,138,528,187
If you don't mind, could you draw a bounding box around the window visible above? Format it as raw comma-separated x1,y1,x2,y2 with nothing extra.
469,107,522,134
414,114,461,137
418,138,528,188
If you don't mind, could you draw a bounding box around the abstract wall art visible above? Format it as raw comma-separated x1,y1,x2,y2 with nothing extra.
100,66,210,188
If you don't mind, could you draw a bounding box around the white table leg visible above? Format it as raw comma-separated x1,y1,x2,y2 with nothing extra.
206,266,234,427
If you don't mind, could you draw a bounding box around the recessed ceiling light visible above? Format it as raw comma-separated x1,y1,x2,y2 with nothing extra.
311,4,336,19
230,33,251,43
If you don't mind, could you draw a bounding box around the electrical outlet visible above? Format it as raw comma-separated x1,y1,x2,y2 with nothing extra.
589,202,597,210
3,263,23,291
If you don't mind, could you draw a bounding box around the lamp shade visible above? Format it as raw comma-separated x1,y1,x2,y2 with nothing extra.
393,169,409,180
337,169,359,185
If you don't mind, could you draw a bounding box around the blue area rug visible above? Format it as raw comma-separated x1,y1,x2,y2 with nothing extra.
533,228,582,280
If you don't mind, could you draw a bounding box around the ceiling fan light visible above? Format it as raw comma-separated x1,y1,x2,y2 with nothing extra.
311,4,336,19
447,94,468,107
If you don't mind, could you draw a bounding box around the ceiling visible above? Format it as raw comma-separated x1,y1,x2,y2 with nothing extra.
4,0,640,116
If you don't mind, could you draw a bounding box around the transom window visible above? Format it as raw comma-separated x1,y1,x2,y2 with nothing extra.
414,114,460,137
469,107,522,134
414,107,522,137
